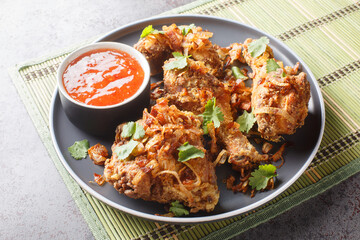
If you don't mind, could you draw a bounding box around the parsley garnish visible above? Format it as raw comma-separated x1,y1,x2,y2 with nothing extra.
200,97,224,134
231,66,247,79
121,122,145,140
163,52,191,70
114,139,139,160
68,139,90,160
249,164,278,190
140,25,164,38
177,142,205,162
248,37,269,58
169,201,190,217
236,109,256,133
179,24,196,36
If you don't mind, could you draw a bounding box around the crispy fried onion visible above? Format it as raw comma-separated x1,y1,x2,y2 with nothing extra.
254,107,296,124
213,149,228,166
272,143,286,168
180,161,202,188
182,28,213,51
268,78,290,87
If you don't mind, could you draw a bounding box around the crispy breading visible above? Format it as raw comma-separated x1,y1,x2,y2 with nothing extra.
134,24,223,77
99,26,311,209
103,99,219,213
134,33,172,76
243,38,310,141
162,57,269,171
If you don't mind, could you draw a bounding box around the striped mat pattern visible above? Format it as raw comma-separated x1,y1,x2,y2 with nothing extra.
9,0,360,239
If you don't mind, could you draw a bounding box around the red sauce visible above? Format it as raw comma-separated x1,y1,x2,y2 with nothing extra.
63,48,144,106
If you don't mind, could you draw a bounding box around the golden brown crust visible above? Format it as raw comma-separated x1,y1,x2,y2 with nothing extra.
134,34,172,75
88,143,108,165
162,57,269,172
103,99,219,213
134,24,223,77
243,38,310,141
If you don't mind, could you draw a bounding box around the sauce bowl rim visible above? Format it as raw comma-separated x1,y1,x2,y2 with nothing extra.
57,41,151,109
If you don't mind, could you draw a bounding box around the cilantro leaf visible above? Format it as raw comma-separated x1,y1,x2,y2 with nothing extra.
200,97,224,134
133,122,145,140
163,52,191,71
169,201,190,217
68,139,90,160
249,164,278,190
266,59,281,73
121,122,135,138
114,140,139,160
121,122,145,140
140,25,164,38
179,23,195,35
231,66,247,79
140,25,154,38
177,142,205,162
236,109,256,133
248,37,269,58
267,59,286,77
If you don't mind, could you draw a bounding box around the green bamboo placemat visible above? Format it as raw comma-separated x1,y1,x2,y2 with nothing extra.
9,0,360,239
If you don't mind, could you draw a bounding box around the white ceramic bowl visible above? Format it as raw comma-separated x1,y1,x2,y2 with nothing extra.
57,42,151,137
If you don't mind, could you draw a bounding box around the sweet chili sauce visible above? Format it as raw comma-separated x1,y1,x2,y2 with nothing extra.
62,48,144,106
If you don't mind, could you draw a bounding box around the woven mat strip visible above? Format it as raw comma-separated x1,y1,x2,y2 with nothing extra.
8,0,360,239
9,63,110,240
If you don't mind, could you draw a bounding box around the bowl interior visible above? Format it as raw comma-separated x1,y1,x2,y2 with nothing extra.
57,42,150,109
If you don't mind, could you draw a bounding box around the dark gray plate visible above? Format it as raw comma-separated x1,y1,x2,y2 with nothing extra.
50,15,325,224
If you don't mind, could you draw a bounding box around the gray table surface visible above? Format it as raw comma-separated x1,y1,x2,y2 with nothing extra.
1,0,359,239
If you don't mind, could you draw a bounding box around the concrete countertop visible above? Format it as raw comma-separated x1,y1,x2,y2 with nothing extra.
1,0,359,239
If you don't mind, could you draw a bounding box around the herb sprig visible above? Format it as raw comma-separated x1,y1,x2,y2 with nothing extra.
200,97,224,134
177,142,205,162
169,201,190,217
248,37,269,58
68,139,90,160
163,52,191,70
249,164,278,190
236,109,256,133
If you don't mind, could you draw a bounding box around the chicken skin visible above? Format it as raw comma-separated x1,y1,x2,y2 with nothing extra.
162,57,269,170
243,38,311,141
103,99,219,213
135,24,223,77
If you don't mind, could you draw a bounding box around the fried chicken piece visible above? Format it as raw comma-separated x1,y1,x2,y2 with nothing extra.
243,38,311,141
163,57,268,170
134,32,172,75
103,99,219,213
225,43,246,67
88,143,109,165
163,58,231,119
93,173,105,186
229,78,252,112
134,24,223,77
217,122,269,171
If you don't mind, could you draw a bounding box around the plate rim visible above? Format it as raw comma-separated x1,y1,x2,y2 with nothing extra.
50,14,325,224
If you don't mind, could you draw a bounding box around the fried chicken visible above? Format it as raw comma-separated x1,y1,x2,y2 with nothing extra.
162,57,268,171
103,99,219,213
94,26,311,211
88,143,108,165
134,24,223,77
134,31,172,76
243,38,311,141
